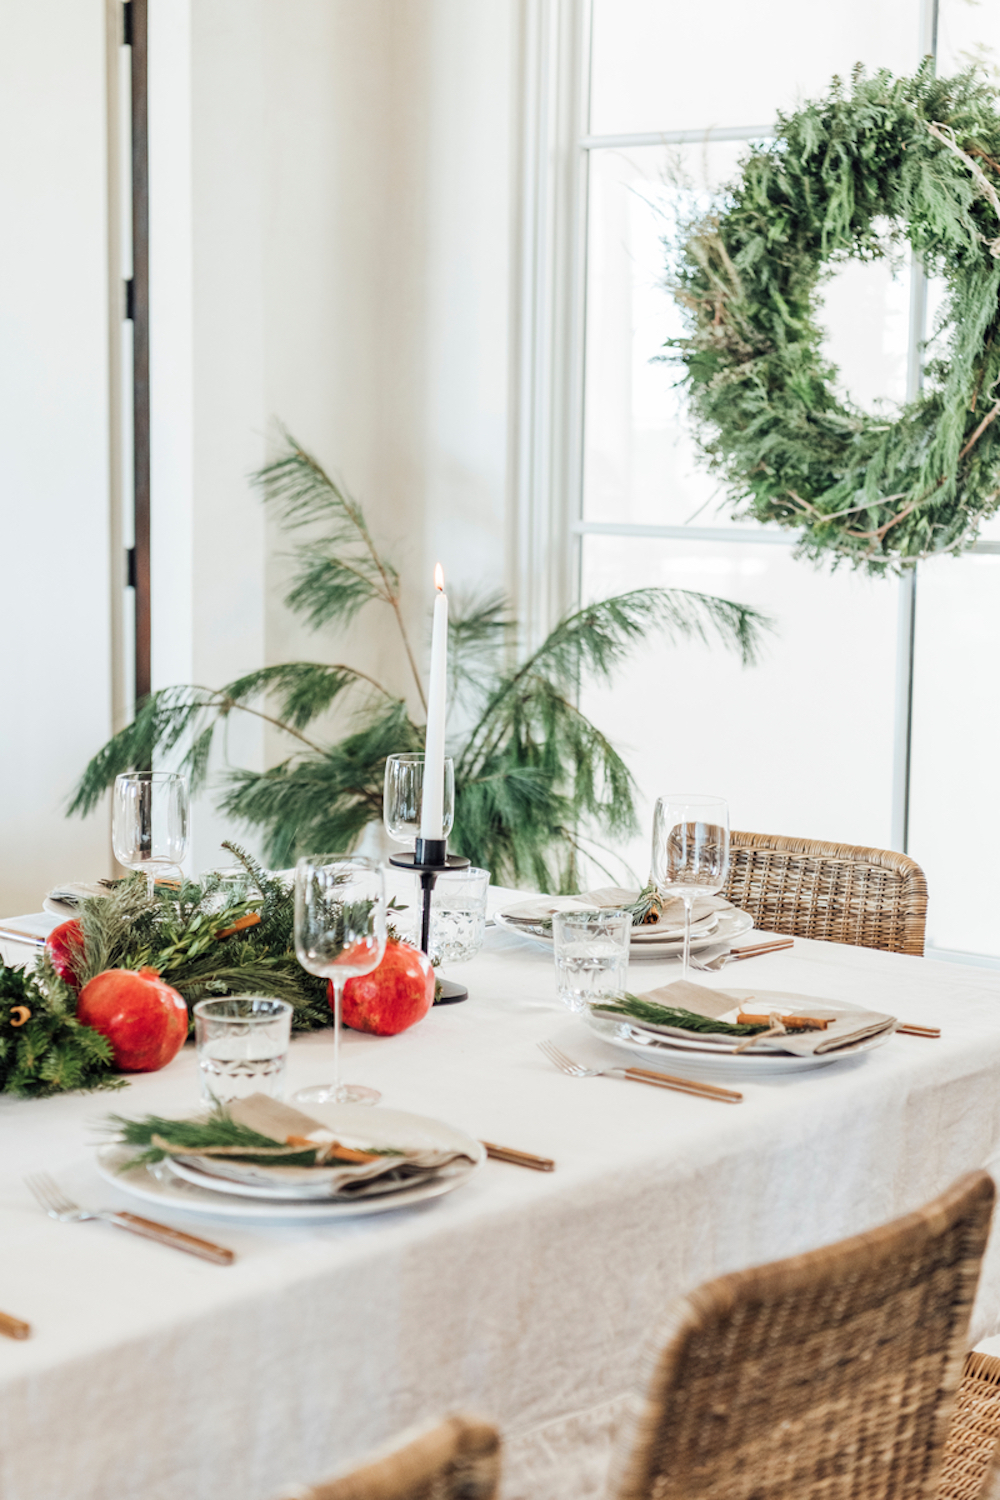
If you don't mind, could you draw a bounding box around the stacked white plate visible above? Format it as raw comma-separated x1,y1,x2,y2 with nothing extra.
494,901,754,957
96,1103,486,1221
584,1000,895,1078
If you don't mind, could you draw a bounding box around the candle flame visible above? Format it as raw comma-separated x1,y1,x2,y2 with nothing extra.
434,563,445,592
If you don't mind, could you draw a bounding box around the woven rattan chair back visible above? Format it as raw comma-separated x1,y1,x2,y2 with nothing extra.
280,1415,500,1500
608,1171,995,1500
722,830,928,955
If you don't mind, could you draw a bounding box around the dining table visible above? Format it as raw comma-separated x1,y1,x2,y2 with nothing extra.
4,886,1000,1500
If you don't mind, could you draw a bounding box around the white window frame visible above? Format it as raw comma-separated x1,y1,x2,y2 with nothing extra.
508,0,1000,950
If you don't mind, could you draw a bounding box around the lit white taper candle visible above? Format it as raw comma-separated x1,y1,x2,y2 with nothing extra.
420,564,448,840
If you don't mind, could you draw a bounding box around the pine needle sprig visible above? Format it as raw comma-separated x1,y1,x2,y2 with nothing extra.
595,993,768,1036
106,1105,402,1169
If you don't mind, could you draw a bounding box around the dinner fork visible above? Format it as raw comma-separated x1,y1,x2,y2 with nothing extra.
24,1173,235,1264
537,1039,742,1103
688,938,794,972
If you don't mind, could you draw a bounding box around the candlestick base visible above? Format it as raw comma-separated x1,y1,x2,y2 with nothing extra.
435,978,469,1005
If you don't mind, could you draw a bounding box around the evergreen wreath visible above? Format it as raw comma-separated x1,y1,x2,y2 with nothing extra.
668,64,1000,572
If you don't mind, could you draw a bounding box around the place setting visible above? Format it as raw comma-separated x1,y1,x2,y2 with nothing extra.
533,793,935,1098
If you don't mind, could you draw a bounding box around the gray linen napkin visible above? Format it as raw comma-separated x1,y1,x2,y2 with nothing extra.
171,1094,476,1198
594,980,896,1056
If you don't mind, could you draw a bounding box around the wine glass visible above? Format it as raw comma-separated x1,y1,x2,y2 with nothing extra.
383,753,455,847
112,771,189,898
651,794,730,978
292,854,387,1106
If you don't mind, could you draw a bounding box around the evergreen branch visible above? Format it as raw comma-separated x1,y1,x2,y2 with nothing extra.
596,994,767,1036
256,434,428,712
457,588,769,778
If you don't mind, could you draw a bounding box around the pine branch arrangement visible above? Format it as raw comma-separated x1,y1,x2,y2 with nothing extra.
0,846,398,1097
0,960,122,1098
70,433,770,889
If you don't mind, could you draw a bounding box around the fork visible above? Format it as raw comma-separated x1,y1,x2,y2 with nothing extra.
688,938,795,972
25,1173,235,1264
537,1039,742,1103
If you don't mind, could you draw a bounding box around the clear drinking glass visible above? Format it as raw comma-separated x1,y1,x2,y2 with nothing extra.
383,753,455,846
651,794,730,978
112,771,190,898
194,997,293,1104
292,854,387,1106
425,866,490,965
552,908,630,1013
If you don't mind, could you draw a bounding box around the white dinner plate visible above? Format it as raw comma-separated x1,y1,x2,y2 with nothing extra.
494,905,754,957
582,1008,894,1077
96,1102,485,1220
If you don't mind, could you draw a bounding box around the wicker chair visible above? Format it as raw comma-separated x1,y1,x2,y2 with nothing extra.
723,830,928,955
607,1170,995,1500
941,1352,1000,1500
278,1414,501,1500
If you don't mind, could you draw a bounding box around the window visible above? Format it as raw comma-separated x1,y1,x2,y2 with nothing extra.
569,0,1000,962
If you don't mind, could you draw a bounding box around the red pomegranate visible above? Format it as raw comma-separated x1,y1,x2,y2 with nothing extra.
46,918,85,989
338,941,435,1036
76,967,189,1072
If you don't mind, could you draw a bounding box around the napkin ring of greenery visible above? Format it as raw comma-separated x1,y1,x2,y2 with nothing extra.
668,64,1000,573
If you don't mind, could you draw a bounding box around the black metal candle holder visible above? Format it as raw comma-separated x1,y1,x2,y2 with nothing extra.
389,838,471,1003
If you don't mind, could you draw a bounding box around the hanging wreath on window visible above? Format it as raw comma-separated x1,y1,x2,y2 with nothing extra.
668,63,1000,572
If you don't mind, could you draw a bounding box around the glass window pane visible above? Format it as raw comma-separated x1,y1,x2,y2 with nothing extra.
578,536,899,884
582,144,911,527
909,553,1000,958
938,0,1000,80
589,0,920,137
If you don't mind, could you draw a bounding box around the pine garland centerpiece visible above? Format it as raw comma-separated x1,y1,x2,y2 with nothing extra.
668,64,1000,572
0,847,347,1098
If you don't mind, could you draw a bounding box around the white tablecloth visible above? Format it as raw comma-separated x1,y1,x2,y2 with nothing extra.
4,905,1000,1500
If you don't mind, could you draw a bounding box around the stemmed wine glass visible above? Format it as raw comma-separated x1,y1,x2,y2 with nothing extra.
651,794,730,979
112,771,189,898
292,854,387,1106
383,753,455,846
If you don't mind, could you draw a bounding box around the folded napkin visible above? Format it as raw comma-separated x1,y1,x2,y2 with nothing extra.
501,888,727,928
47,880,112,908
595,980,896,1057
169,1094,477,1199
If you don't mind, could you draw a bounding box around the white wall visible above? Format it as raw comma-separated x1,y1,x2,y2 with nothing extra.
0,1,114,914
148,0,514,859
260,1,513,722
0,0,515,901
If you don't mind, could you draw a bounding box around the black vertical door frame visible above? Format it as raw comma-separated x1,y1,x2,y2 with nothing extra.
125,0,151,705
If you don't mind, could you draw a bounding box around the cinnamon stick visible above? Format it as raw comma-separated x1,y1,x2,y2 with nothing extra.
736,1012,830,1031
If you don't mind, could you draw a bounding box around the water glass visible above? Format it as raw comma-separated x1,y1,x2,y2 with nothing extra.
426,866,490,965
112,771,189,897
552,908,630,1013
194,996,293,1104
383,753,455,846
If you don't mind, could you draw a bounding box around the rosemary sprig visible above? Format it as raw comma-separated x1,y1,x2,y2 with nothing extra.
106,1105,401,1170
593,993,768,1036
